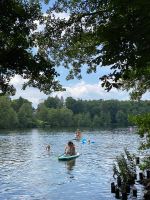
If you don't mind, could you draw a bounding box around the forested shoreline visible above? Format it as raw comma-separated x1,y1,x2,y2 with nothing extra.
0,96,149,129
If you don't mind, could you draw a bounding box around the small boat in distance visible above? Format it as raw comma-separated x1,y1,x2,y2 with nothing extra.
58,152,80,161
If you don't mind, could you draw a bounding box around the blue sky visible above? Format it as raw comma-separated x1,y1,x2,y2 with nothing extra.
57,64,111,85
10,1,150,107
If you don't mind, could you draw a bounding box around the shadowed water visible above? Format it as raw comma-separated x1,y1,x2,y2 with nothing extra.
0,128,143,200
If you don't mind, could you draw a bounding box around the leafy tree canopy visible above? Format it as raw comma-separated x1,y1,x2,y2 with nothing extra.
44,96,64,108
11,96,31,112
42,0,150,99
1,0,150,100
0,0,63,96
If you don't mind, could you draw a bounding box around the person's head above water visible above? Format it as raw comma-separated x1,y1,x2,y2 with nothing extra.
68,141,74,146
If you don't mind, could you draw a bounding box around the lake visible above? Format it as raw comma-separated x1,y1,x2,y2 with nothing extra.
0,128,144,200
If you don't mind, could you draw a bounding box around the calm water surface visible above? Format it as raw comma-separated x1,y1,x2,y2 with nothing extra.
0,128,143,200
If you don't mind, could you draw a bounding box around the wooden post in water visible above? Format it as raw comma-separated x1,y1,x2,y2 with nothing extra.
117,176,121,187
136,157,140,165
134,173,137,180
111,182,116,193
115,187,120,199
126,184,130,194
146,170,150,179
133,188,137,197
139,172,144,181
121,192,127,200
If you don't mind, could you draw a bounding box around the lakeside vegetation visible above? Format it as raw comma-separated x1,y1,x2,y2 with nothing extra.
0,95,150,129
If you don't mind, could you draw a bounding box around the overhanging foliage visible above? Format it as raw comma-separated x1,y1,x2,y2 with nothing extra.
42,0,150,98
0,0,63,95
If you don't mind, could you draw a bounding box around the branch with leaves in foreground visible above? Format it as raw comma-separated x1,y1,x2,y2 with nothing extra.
129,113,150,170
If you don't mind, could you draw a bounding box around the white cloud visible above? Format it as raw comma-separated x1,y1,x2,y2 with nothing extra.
52,81,131,101
10,75,27,85
142,92,150,100
10,75,47,107
52,11,70,20
10,76,150,108
11,86,47,108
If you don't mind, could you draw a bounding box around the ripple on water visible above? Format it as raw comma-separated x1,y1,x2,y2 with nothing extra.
0,128,143,200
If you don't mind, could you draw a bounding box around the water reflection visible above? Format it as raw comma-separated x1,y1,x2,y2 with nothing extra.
0,128,143,200
66,159,76,171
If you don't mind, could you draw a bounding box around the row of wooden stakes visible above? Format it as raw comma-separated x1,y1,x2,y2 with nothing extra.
111,156,150,200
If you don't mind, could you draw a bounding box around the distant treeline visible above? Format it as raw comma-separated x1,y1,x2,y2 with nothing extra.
0,96,150,129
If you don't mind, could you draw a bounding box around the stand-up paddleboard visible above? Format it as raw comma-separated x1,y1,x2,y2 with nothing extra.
58,152,80,161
